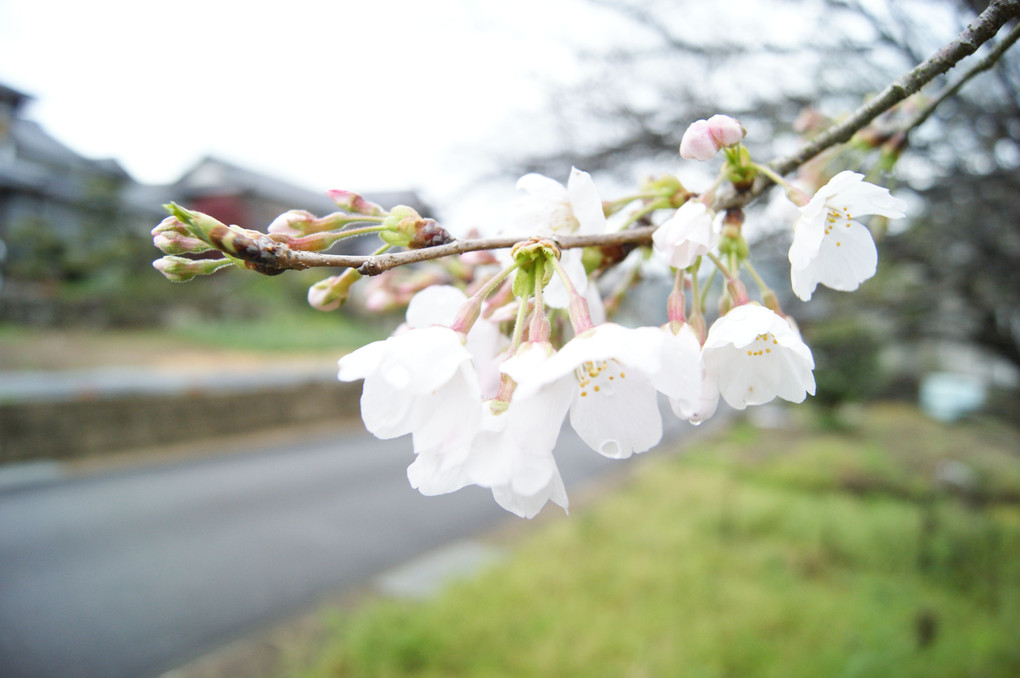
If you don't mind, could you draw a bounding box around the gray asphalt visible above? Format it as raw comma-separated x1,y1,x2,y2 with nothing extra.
0,423,628,678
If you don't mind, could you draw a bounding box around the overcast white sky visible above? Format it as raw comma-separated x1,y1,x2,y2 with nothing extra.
0,0,638,219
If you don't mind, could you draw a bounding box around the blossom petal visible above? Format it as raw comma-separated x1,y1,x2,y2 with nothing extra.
569,370,662,458
405,285,466,328
789,199,827,268
827,172,907,219
515,173,569,201
791,220,878,300
566,167,607,235
652,325,704,405
492,466,568,519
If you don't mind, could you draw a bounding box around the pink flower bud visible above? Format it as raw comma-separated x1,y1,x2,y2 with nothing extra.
152,217,212,254
326,189,385,216
679,120,718,161
679,115,746,160
151,215,189,238
267,210,317,237
307,270,360,311
706,114,746,147
153,255,232,282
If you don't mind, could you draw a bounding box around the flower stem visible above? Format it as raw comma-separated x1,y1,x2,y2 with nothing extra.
752,163,810,206
528,256,551,342
509,285,531,354
548,254,595,334
451,258,521,334
604,192,659,215
705,251,734,280
617,197,670,230
699,268,716,312
743,259,771,295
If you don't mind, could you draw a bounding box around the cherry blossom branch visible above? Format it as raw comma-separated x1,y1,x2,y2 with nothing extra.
280,227,658,276
771,0,1018,175
713,0,1020,210
905,20,1020,132
190,0,1018,277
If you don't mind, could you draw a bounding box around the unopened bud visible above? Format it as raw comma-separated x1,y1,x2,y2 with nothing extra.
707,114,746,147
680,115,746,161
267,210,318,237
381,206,453,250
409,219,453,249
275,230,347,252
152,216,213,254
326,189,385,216
163,203,231,250
307,269,360,311
153,255,233,282
268,209,370,238
380,206,423,248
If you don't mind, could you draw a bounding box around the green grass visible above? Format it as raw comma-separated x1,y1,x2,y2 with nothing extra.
0,311,393,370
162,311,392,353
286,404,1020,678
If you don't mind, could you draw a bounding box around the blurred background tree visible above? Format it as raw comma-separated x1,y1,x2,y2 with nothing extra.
492,0,1020,394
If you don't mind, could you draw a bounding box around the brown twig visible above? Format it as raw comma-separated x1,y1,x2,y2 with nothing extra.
279,227,659,276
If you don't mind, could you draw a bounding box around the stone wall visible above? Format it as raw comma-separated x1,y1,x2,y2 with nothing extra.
0,382,362,463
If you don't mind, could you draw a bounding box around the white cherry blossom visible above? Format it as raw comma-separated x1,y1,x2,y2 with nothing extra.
665,323,718,425
702,304,815,409
789,171,906,301
337,325,483,454
652,201,719,269
510,323,699,459
468,342,574,518
508,167,607,307
509,167,607,237
405,285,510,399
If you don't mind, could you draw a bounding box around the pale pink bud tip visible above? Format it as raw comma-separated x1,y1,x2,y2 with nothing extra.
267,210,316,236
327,189,384,216
680,115,746,160
706,114,746,147
679,120,717,161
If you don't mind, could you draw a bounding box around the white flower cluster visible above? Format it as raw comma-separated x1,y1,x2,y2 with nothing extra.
335,116,907,519
339,286,814,518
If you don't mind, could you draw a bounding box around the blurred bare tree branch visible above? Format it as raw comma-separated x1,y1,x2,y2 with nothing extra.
505,0,1020,373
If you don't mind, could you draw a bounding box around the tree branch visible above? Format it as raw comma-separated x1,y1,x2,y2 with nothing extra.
207,0,1020,277
281,227,659,276
905,20,1020,132
771,0,1019,177
707,0,1020,211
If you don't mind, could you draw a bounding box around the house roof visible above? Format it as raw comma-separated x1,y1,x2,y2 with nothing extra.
172,156,430,216
0,82,32,114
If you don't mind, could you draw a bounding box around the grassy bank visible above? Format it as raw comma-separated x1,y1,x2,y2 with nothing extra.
286,404,1020,678
0,313,392,370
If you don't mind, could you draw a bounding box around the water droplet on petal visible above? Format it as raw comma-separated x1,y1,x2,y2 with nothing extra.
600,439,623,458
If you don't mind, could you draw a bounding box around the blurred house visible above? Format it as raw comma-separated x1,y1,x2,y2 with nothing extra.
0,81,429,324
159,156,429,255
0,82,151,248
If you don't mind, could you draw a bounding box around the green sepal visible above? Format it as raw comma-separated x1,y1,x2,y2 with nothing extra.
379,229,412,248
512,264,536,298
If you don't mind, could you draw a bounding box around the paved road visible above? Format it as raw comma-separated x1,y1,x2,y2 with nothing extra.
0,423,633,678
